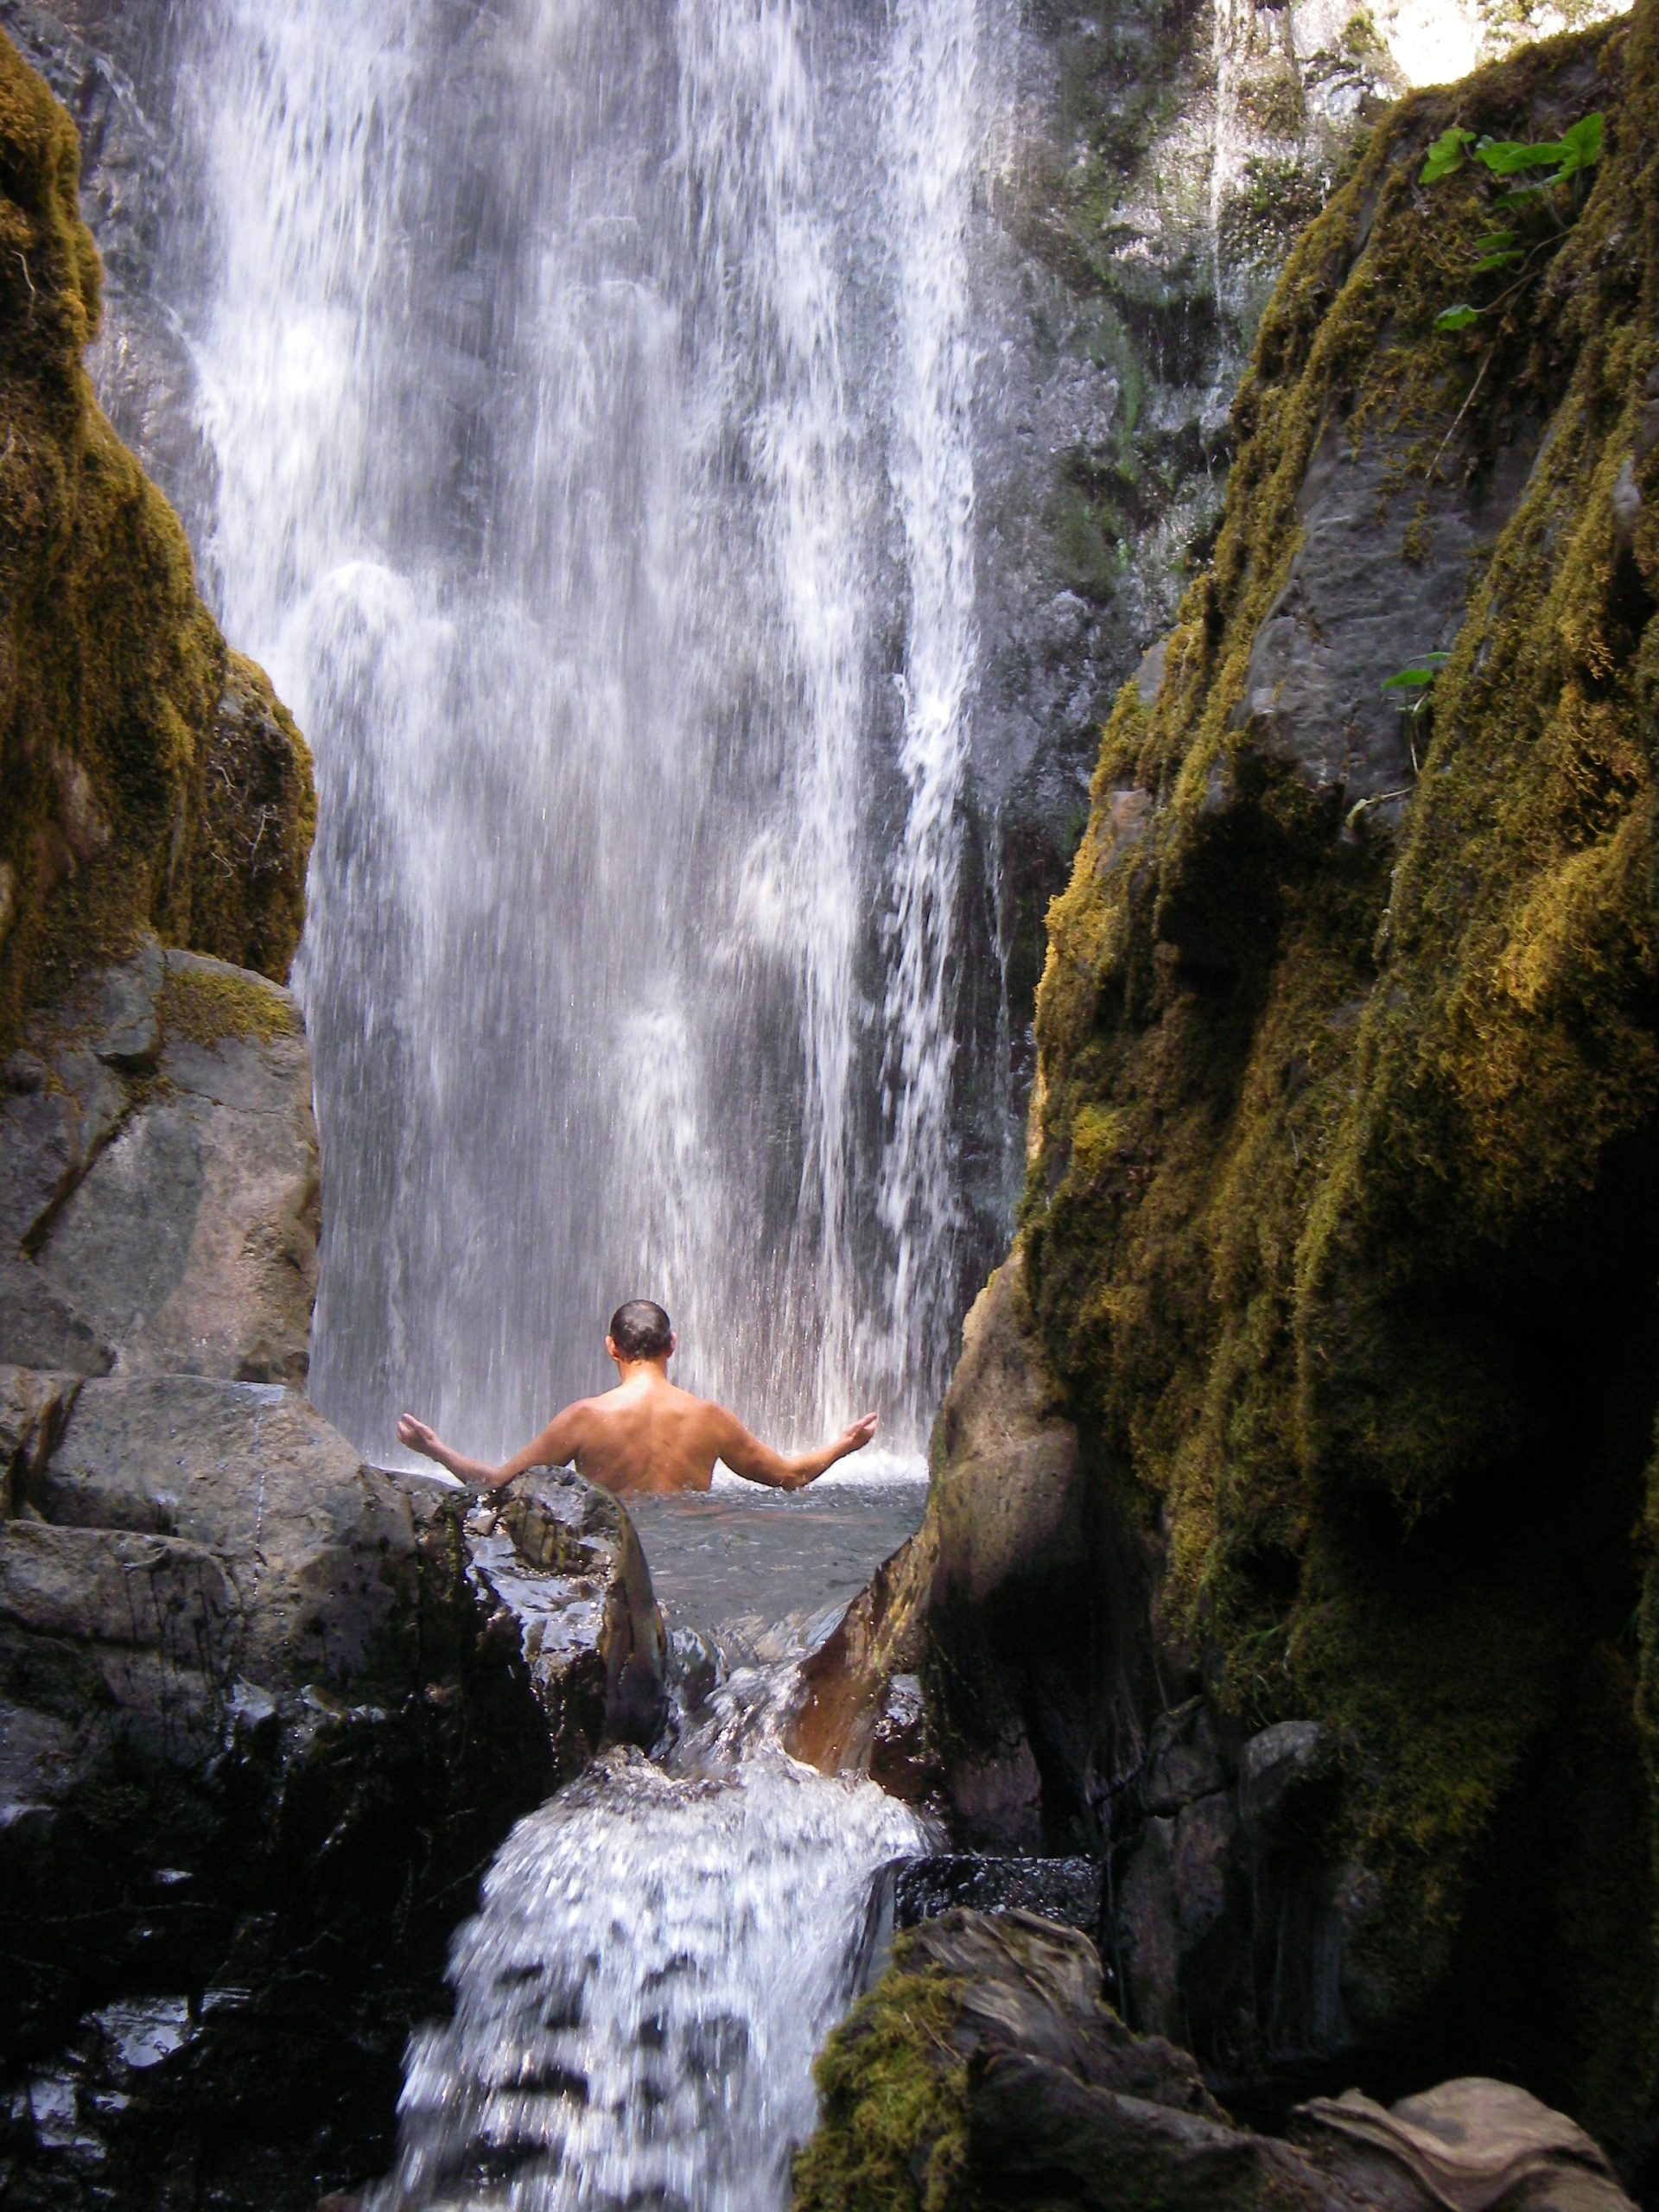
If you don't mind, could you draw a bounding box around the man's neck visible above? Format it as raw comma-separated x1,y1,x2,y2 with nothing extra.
611,1357,671,1388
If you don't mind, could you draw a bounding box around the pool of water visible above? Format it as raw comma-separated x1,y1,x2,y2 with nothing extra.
627,1461,930,1640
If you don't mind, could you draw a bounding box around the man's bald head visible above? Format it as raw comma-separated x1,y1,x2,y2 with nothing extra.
608,1299,673,1362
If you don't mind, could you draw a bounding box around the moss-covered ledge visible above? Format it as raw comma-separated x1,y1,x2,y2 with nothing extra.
0,29,312,1058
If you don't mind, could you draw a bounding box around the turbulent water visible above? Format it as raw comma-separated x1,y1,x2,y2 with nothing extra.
372,1482,932,2212
164,0,1017,1462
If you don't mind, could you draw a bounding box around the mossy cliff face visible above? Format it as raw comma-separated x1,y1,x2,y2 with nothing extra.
0,29,311,1057
865,0,1659,2164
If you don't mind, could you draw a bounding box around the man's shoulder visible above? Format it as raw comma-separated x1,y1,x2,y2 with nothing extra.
659,1381,728,1418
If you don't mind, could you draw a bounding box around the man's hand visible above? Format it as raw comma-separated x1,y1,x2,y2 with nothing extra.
785,1414,880,1488
397,1414,442,1459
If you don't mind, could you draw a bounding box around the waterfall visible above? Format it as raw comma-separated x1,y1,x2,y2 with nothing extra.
168,0,1001,1461
372,1616,931,2212
877,0,981,1412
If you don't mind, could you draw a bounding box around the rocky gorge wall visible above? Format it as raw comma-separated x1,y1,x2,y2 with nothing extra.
800,0,1659,2185
0,20,310,1060
0,937,668,2211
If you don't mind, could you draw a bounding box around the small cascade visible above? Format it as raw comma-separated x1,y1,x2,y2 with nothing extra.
372,1621,931,2212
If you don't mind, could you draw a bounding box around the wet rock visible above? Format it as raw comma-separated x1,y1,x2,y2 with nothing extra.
0,1430,560,2204
466,1467,667,1766
893,1853,1104,1942
1238,1719,1326,1844
1143,1695,1226,1815
1119,1816,1182,2039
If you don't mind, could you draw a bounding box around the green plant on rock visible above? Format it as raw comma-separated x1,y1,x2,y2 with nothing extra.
1382,651,1452,768
791,1959,969,2212
1422,111,1603,334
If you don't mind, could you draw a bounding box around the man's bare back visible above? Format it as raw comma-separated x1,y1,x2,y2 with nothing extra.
397,1299,877,1498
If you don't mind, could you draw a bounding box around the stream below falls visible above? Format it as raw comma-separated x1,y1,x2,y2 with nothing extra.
372,1471,933,2212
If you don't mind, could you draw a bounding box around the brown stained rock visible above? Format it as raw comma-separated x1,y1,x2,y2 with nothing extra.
0,1363,77,1516
787,1526,936,1786
788,1252,1089,1826
793,1250,1162,1851
1295,2080,1637,2212
928,1252,1084,1607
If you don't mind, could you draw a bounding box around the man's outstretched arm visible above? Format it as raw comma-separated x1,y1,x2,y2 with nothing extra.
712,1408,878,1491
397,1405,587,1491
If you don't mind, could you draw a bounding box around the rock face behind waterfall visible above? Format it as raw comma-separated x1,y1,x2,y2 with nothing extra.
794,1910,1639,2212
803,0,1659,2179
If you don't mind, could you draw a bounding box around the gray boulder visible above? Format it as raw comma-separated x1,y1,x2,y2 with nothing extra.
1,942,318,1385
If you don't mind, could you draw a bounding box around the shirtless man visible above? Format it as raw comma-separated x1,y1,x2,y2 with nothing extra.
397,1298,878,1497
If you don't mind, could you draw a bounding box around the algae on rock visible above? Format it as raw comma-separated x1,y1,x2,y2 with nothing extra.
0,28,311,1058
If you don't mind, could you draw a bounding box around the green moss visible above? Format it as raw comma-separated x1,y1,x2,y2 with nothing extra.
0,30,314,1058
791,1954,969,2212
158,963,299,1051
1237,71,1308,141
1015,0,1659,2148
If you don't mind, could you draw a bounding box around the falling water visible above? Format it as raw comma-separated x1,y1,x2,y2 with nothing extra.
877,0,981,1408
167,0,1000,1462
372,1533,931,2212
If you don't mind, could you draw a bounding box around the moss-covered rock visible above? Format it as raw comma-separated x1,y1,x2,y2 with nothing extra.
0,28,311,1058
793,1914,1641,2211
883,0,1659,2169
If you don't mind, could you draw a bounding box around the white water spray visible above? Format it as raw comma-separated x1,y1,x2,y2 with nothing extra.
877,0,982,1409
372,1624,930,2212
169,1,998,1461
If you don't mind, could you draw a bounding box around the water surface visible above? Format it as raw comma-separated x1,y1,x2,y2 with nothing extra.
629,1461,929,1638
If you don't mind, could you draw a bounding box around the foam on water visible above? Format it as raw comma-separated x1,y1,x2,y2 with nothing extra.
372,1608,931,2212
